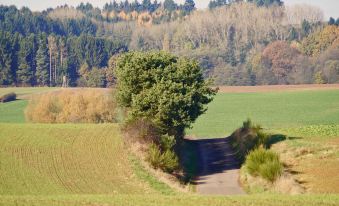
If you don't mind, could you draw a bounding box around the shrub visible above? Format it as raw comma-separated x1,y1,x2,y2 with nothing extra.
147,143,179,173
122,118,161,143
230,119,277,161
25,89,117,123
0,92,16,103
159,134,176,151
245,149,283,182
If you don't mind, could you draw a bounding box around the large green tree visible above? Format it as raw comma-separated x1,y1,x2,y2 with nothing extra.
17,38,33,85
35,34,50,86
115,51,217,137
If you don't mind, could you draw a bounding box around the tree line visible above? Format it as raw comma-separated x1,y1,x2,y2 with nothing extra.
0,31,125,86
0,1,338,87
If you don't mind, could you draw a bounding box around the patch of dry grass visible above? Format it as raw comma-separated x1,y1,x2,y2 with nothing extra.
25,89,117,123
272,138,339,194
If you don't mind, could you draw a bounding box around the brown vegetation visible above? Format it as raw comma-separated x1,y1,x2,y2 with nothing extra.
25,89,117,123
217,84,339,93
272,139,339,193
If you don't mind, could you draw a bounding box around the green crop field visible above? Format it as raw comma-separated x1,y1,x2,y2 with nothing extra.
0,123,161,195
0,87,339,205
0,123,338,205
0,87,59,98
0,100,27,123
187,90,339,138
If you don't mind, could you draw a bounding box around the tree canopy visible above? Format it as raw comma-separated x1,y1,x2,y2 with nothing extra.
114,51,217,137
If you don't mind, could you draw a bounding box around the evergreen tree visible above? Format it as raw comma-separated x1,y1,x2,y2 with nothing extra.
142,0,152,11
336,18,339,26
208,0,227,10
35,34,50,86
225,26,237,66
183,0,196,14
328,17,335,25
301,19,311,37
164,0,177,12
17,38,33,85
0,32,14,85
288,27,298,41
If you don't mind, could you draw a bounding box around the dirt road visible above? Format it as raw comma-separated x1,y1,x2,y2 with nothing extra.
194,138,245,195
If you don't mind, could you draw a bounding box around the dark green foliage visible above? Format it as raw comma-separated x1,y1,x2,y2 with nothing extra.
17,37,33,85
230,119,282,162
225,26,237,66
328,17,336,25
164,0,177,12
183,0,196,14
0,92,16,103
115,51,217,137
288,27,298,41
0,32,14,85
35,34,49,86
0,30,125,87
245,148,283,182
248,0,283,7
147,143,179,173
208,0,227,9
86,68,106,87
336,18,339,26
301,19,311,37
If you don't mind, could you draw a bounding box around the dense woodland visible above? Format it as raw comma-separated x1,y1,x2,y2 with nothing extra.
0,0,339,87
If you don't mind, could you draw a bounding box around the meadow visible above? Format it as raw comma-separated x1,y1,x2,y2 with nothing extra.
0,87,339,205
187,90,339,138
0,123,162,195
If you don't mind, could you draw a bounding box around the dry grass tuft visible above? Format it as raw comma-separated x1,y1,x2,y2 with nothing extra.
25,89,118,123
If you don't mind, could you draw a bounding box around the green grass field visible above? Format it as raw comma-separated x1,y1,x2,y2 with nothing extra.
0,87,59,98
0,87,59,123
0,123,167,195
187,90,339,138
0,100,27,123
1,87,339,205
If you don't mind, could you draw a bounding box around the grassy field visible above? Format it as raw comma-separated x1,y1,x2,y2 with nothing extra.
0,87,59,123
0,100,27,123
187,90,339,138
0,194,338,206
0,87,59,98
0,87,339,205
0,123,163,195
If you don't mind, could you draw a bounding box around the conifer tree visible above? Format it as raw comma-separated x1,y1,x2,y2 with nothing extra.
35,34,49,86
17,39,33,85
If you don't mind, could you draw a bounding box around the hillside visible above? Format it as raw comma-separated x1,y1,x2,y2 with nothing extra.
1,0,338,87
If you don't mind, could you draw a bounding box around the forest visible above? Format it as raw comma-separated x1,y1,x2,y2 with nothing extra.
0,0,339,87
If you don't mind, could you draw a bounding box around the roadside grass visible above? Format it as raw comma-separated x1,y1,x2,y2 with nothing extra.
187,90,339,138
0,123,156,195
129,155,175,195
0,194,338,206
271,135,339,193
0,100,27,123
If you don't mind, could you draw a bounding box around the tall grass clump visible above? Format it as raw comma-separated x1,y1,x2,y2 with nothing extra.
245,148,283,182
25,89,118,123
230,119,283,161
